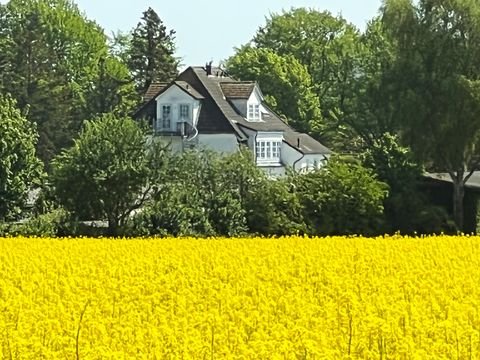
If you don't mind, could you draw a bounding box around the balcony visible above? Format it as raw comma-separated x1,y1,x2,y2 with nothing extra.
153,121,195,138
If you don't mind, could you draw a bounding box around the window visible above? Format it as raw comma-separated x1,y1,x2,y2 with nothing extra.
161,105,171,129
256,140,281,163
248,104,260,120
179,104,190,120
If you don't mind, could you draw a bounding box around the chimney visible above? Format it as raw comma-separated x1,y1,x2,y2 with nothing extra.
205,61,213,76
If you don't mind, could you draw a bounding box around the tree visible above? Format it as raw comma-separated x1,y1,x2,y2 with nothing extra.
135,150,248,237
362,133,452,234
0,0,137,164
127,7,179,95
381,0,480,230
52,114,165,235
294,156,388,236
226,47,323,136
249,8,362,147
0,94,43,221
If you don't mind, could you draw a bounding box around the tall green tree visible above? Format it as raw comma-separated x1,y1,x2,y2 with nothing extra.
242,8,362,147
0,94,43,221
226,47,323,135
52,114,165,235
0,0,137,164
127,7,179,95
381,0,480,230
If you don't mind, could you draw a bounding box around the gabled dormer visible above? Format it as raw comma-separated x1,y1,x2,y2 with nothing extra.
221,82,266,122
154,81,204,136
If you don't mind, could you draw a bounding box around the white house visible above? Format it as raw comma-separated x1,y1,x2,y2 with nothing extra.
135,64,331,175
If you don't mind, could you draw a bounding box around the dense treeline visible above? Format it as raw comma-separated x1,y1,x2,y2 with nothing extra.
1,0,479,236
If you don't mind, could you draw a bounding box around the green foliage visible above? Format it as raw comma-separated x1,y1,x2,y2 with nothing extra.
244,8,362,148
127,7,179,95
0,0,137,164
0,94,43,221
226,47,322,136
295,156,388,236
134,151,247,237
381,0,480,230
131,149,306,237
52,113,165,235
362,133,452,234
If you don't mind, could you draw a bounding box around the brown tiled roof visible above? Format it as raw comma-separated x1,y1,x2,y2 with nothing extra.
220,82,255,99
143,82,168,103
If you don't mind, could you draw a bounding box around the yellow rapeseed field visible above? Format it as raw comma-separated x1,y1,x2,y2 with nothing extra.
0,236,479,359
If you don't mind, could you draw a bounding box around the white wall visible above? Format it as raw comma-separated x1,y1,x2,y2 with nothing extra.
156,85,201,131
296,154,330,172
281,142,303,169
197,134,239,153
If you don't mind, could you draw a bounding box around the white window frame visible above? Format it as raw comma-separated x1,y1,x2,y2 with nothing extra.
179,104,190,121
160,104,171,130
248,103,260,121
256,140,282,164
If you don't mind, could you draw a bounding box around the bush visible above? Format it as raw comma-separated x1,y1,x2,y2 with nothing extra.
295,156,388,236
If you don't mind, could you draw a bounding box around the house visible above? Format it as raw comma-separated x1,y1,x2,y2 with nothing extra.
135,64,331,176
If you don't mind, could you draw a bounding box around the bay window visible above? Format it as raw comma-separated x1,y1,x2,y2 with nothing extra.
256,140,282,164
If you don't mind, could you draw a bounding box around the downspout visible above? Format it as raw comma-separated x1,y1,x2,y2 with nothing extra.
293,138,304,172
293,151,305,172
186,103,201,143
254,132,258,165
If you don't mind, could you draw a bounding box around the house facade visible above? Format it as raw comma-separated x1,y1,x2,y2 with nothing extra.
135,65,331,176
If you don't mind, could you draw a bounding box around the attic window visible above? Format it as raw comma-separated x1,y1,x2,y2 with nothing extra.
248,104,260,121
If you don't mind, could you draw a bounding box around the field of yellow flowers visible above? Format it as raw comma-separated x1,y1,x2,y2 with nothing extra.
0,236,479,359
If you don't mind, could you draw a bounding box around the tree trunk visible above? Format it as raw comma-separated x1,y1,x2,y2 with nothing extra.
107,217,119,237
452,176,465,232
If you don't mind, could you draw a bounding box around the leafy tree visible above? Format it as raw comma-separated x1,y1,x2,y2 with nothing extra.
381,0,480,230
133,149,306,237
52,114,165,235
226,47,323,136
0,94,43,221
136,151,247,237
127,7,179,95
362,133,452,234
216,150,306,235
248,8,362,146
295,156,388,236
0,0,137,164
337,19,398,149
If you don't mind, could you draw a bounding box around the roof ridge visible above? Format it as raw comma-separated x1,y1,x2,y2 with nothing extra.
191,68,248,141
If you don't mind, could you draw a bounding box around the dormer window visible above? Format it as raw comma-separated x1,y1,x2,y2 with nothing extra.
248,104,260,121
179,104,191,121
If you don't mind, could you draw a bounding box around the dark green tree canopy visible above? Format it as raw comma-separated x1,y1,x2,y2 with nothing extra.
127,7,179,95
226,8,363,149
381,0,480,230
0,0,137,164
226,47,323,136
0,94,43,221
52,113,165,235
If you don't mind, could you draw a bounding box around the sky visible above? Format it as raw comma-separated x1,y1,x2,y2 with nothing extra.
1,0,384,65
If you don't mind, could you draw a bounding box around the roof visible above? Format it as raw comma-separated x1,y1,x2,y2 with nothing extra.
220,82,256,99
143,82,168,103
424,172,480,191
135,65,331,154
173,81,205,100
